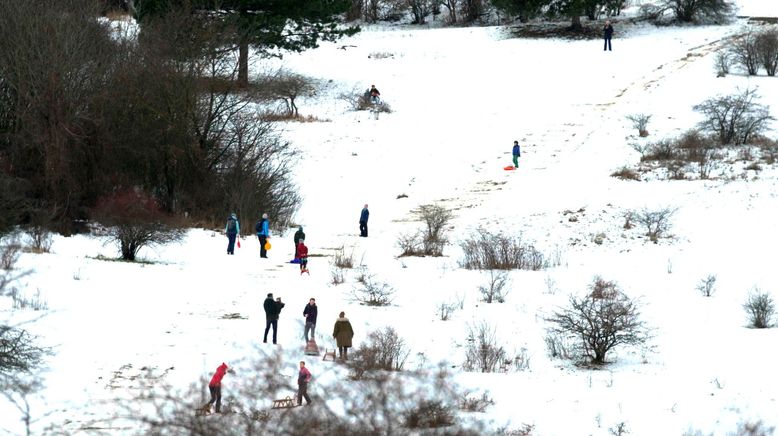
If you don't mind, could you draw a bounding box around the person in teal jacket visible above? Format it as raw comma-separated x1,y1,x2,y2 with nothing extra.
225,213,240,255
256,213,270,258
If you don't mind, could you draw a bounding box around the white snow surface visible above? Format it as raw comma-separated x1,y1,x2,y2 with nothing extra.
3,1,778,434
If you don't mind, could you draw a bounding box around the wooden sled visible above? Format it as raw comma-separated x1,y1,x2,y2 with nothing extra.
196,404,213,416
321,348,337,362
305,340,320,356
271,396,296,409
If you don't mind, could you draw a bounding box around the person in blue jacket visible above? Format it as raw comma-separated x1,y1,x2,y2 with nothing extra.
225,213,240,255
359,204,369,237
256,213,270,258
512,140,521,169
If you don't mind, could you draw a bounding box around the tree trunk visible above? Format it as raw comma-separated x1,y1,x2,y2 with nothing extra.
570,15,582,31
238,39,249,88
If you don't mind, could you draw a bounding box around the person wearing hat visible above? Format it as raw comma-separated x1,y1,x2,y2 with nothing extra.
263,293,285,344
332,311,354,361
256,213,270,258
297,239,309,274
225,213,240,255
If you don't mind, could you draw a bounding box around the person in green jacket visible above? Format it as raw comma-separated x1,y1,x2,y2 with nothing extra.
332,311,354,361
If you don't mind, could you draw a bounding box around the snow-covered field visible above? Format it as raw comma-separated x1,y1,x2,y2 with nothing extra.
3,1,778,434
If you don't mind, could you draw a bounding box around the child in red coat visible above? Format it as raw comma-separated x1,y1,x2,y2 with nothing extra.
297,240,309,274
205,362,229,413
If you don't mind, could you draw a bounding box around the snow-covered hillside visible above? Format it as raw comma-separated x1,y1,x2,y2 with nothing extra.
2,1,778,434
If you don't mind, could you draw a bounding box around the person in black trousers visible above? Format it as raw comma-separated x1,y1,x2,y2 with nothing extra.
263,293,285,344
603,20,613,51
359,204,369,237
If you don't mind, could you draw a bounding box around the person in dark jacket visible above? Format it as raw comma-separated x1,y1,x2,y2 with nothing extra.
369,84,380,104
512,141,521,169
205,362,229,413
359,204,369,237
303,298,317,342
297,239,309,274
225,213,240,255
256,213,270,258
296,361,312,406
603,20,614,51
332,312,354,361
293,226,306,260
263,293,285,344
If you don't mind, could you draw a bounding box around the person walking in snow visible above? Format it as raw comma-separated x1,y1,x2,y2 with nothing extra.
332,312,354,361
263,293,285,344
256,213,270,258
296,360,312,406
303,298,317,342
603,20,614,51
512,140,521,169
297,239,309,274
293,226,306,261
225,213,240,255
359,204,369,237
205,362,229,413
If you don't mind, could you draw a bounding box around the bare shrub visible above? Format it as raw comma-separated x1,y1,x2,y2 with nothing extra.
93,189,186,261
352,272,395,306
544,331,574,360
10,289,48,311
611,166,641,181
622,211,635,230
460,228,548,271
609,421,630,436
547,278,649,365
463,322,506,373
479,270,510,303
590,276,620,300
437,302,457,321
1,240,21,270
633,207,676,242
333,245,355,269
419,204,452,256
26,225,53,254
397,231,423,257
255,69,319,117
714,49,732,76
694,88,774,146
0,326,46,374
403,399,456,429
626,113,652,137
755,28,778,77
735,420,775,436
641,139,676,161
330,266,345,285
630,141,652,158
675,130,717,179
696,274,717,297
743,288,775,328
349,327,410,380
459,391,495,412
730,31,760,75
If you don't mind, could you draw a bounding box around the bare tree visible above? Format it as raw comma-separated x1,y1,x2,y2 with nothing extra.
547,279,648,365
256,69,319,117
755,29,778,77
626,113,652,137
664,0,733,23
693,88,773,146
729,31,761,75
93,189,186,261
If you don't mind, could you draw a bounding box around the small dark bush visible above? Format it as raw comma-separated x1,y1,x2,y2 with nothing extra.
463,322,506,373
626,113,652,137
479,270,510,303
697,274,717,297
349,327,409,380
0,240,21,270
641,139,676,161
743,288,775,328
333,245,354,269
633,207,676,242
755,28,778,76
611,166,641,181
459,391,494,412
694,88,774,146
403,400,456,429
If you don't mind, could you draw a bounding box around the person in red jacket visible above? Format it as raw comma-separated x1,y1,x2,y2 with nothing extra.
297,239,309,274
206,362,229,413
296,360,312,406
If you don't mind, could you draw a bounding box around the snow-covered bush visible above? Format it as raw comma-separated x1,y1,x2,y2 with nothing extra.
547,278,649,365
743,288,775,328
349,327,410,380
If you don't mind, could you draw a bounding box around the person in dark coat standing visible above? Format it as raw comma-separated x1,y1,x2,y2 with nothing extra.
293,225,305,260
603,20,614,51
512,141,521,169
332,311,354,361
256,213,270,258
205,362,229,413
303,298,317,342
359,204,369,237
263,293,285,344
225,213,240,255
296,361,312,406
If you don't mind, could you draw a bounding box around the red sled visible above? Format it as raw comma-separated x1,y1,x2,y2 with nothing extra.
503,165,516,171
